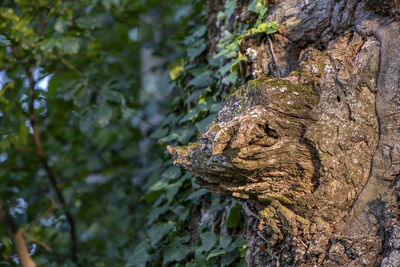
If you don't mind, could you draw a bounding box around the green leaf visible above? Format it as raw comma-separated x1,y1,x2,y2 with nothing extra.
187,70,213,88
225,71,238,84
102,89,123,103
80,110,95,132
54,19,68,33
187,43,207,59
195,250,207,267
184,87,211,105
206,249,227,260
102,0,121,10
199,231,217,252
254,21,280,34
237,21,279,43
59,37,80,54
219,57,247,76
39,38,58,53
224,0,237,17
226,202,242,229
125,241,150,267
221,249,240,265
163,245,192,264
97,105,113,127
147,203,170,224
217,11,225,20
209,103,221,113
76,14,107,29
186,188,209,200
165,182,182,203
219,235,232,249
0,35,10,46
168,57,184,80
148,223,174,247
149,126,168,139
195,113,215,132
142,190,164,204
161,166,182,181
248,0,268,18
228,237,246,250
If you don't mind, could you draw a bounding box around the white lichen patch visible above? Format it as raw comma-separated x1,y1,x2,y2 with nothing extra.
324,64,333,74
279,87,287,92
312,65,319,73
246,47,258,60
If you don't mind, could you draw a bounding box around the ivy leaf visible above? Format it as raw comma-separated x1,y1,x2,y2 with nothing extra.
142,190,164,204
187,43,207,59
221,249,240,265
147,203,170,224
161,166,181,181
168,57,184,80
254,21,280,34
125,241,150,267
195,250,207,266
228,237,246,250
219,235,232,249
224,0,237,17
225,71,238,84
195,113,215,132
187,70,213,88
237,21,279,43
248,0,268,18
0,35,10,46
226,202,242,229
148,223,174,247
199,232,217,252
163,245,192,264
219,57,247,76
165,182,181,203
206,249,227,260
184,87,211,105
186,188,209,200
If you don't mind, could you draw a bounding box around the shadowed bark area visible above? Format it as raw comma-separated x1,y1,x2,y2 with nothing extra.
169,0,400,265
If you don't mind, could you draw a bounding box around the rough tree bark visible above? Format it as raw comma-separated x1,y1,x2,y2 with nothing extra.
169,0,400,266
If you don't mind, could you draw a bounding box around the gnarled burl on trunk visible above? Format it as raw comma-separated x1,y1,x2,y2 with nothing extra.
168,1,400,266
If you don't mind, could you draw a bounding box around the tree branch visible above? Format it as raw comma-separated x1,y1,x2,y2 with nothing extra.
26,67,80,266
0,198,36,267
58,56,85,77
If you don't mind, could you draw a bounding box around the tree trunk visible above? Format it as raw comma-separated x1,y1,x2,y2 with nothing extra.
169,0,400,266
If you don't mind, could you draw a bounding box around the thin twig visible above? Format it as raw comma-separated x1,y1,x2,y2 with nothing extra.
23,232,52,252
37,10,49,36
58,56,85,77
0,198,36,267
267,35,281,78
26,67,80,266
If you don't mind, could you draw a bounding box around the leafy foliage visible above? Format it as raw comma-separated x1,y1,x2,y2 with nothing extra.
0,0,278,265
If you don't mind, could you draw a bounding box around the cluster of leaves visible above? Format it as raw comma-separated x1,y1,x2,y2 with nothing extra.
128,3,247,266
128,0,280,266
0,0,279,265
0,0,193,265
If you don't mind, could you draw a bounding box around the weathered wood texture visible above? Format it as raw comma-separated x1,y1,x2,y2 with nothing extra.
169,0,400,265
